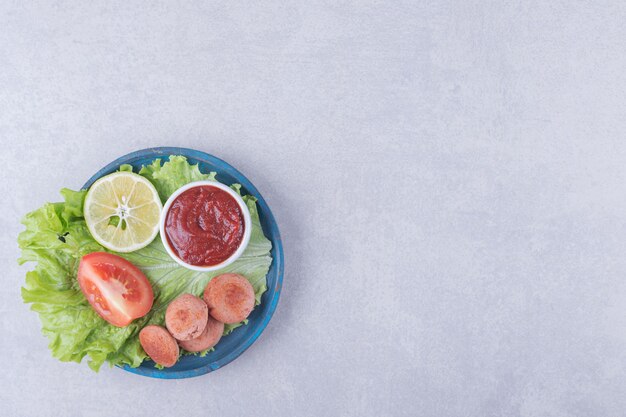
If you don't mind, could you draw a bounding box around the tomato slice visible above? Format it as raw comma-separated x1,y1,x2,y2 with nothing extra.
77,252,154,327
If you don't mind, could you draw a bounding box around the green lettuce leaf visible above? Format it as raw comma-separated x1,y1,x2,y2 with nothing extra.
138,155,217,201
18,156,272,371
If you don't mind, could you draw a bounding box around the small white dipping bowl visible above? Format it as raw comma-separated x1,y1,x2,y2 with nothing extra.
159,180,252,271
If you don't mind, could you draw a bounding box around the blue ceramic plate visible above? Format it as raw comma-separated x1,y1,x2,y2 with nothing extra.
82,147,284,379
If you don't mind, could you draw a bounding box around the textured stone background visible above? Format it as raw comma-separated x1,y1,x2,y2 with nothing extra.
1,1,626,416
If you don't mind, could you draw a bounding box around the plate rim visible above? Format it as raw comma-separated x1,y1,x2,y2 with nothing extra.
82,147,284,379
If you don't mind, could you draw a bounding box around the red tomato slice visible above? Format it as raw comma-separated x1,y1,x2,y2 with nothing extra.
77,252,154,327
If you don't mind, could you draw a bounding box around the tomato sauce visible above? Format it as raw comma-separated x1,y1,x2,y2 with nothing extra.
164,185,245,266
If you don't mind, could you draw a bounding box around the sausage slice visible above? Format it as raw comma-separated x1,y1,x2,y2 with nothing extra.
203,273,255,324
165,293,209,341
179,314,225,352
139,325,179,367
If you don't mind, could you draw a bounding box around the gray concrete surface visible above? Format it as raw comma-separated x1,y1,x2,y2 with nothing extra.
2,1,626,416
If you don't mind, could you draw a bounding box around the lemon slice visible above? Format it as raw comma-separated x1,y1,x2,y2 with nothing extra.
84,172,162,252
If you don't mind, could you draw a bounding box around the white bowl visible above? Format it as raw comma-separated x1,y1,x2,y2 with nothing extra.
159,180,252,271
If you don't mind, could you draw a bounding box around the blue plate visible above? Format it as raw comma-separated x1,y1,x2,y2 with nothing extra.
82,147,284,379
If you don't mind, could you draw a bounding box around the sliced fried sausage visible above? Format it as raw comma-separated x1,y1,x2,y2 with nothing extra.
179,314,224,352
165,293,209,341
203,273,255,324
139,325,179,367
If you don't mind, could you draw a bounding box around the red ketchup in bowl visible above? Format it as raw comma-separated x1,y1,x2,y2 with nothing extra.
164,185,245,267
